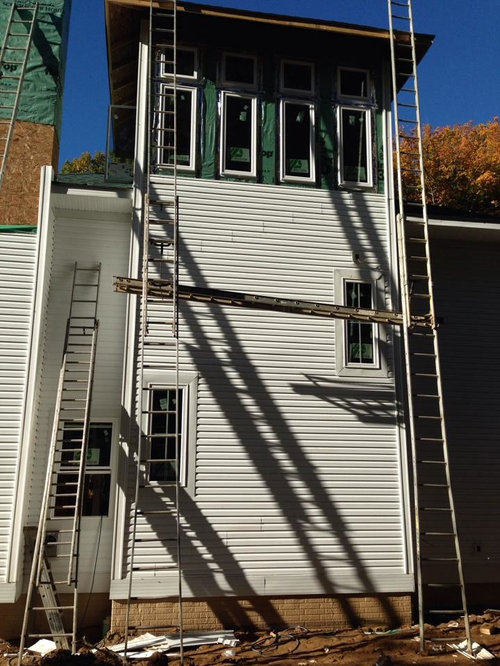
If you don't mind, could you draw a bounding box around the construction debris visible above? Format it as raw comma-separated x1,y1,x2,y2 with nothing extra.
108,631,239,659
27,639,58,656
447,640,495,660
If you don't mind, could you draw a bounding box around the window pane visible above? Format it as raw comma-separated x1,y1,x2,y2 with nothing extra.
150,388,183,482
157,88,193,167
224,95,253,173
178,49,196,77
82,474,110,516
339,69,368,98
284,102,312,178
282,62,313,92
56,423,113,517
345,282,374,364
224,54,255,85
342,108,369,183
159,48,196,78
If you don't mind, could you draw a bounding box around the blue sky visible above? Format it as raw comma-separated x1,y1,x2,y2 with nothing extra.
59,0,500,166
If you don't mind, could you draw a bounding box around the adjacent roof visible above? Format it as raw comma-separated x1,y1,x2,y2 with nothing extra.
105,0,434,107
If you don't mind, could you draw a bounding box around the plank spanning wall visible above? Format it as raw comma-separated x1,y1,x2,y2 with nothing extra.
114,178,413,599
0,232,37,595
25,208,130,593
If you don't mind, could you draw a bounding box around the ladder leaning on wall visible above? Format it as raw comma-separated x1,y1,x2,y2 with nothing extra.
0,2,38,189
124,0,185,658
18,263,101,661
387,0,472,654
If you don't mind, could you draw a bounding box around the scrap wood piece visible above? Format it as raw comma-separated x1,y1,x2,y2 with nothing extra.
447,640,495,660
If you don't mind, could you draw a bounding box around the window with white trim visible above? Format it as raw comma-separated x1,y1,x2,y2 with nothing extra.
55,423,113,517
154,84,197,170
157,46,198,80
142,371,198,492
334,270,388,377
280,99,315,182
280,59,314,95
338,67,369,101
220,91,257,177
221,52,257,89
147,386,186,484
338,106,372,187
344,281,377,366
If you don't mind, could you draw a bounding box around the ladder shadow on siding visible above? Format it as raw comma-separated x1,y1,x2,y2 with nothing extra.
292,372,398,425
176,236,402,628
120,402,287,628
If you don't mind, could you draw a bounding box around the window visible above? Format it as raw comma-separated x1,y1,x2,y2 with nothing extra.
55,423,112,517
157,46,198,80
280,100,315,182
280,60,314,95
221,53,257,88
220,91,257,177
338,67,369,100
344,281,377,366
154,85,196,170
147,387,185,484
338,106,372,187
334,270,387,377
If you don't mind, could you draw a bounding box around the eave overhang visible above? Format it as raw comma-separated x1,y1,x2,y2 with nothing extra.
105,0,434,108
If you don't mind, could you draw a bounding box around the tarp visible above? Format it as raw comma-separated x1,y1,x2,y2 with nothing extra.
0,0,72,134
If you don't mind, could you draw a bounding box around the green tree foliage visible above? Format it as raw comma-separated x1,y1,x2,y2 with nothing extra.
61,151,106,174
399,118,500,217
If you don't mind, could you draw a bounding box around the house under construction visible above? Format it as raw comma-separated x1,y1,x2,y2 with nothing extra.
0,0,499,654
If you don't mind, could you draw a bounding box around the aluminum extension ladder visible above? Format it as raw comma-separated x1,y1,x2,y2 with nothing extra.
0,2,38,188
388,0,472,654
19,263,101,660
124,0,184,659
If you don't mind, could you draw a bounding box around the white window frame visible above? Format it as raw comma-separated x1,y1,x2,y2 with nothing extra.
280,98,316,183
157,46,198,80
280,59,315,95
343,280,379,368
141,371,198,493
337,105,373,188
220,91,257,178
337,67,370,101
155,83,197,172
334,269,388,378
221,52,258,90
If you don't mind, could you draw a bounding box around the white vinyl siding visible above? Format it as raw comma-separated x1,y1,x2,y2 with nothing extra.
0,231,37,586
114,177,410,599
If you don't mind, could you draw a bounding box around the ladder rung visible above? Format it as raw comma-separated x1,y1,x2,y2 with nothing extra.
427,609,464,614
26,633,73,638
32,605,75,611
422,532,456,536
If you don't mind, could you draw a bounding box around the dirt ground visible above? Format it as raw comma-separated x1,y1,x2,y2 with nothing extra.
4,614,500,665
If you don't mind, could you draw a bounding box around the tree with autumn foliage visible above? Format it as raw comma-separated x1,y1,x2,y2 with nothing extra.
61,150,106,174
399,118,500,217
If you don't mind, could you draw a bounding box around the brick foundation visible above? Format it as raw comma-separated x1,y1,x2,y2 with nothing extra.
0,120,58,225
0,593,111,643
111,594,412,632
